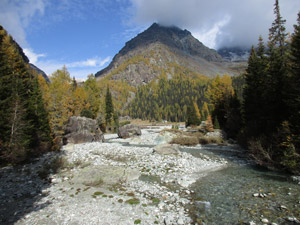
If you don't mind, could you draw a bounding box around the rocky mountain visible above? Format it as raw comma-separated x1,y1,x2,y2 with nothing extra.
218,47,250,62
2,31,50,82
29,63,50,82
95,23,246,86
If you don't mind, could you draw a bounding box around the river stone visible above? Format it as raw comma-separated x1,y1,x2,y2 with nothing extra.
153,144,179,155
71,165,140,186
291,176,300,184
117,124,142,138
64,116,104,144
195,201,211,212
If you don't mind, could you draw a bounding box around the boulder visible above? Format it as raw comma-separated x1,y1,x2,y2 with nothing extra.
117,124,141,138
153,144,179,155
64,116,104,144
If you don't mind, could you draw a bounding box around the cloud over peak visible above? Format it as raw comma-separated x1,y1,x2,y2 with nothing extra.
129,0,300,49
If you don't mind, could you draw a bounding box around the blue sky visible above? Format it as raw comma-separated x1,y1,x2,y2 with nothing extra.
0,0,299,80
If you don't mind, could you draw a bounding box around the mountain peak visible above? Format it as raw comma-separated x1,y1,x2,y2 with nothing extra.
95,23,245,86
118,23,222,62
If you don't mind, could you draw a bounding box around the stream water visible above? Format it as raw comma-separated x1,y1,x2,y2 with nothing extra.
182,145,300,225
107,131,300,225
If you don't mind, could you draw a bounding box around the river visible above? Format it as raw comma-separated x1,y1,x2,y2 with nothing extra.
181,145,300,225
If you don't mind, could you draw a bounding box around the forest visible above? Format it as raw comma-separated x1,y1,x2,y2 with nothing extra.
0,0,299,175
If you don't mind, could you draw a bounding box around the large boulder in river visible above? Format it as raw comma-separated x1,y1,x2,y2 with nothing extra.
117,124,141,138
64,116,104,144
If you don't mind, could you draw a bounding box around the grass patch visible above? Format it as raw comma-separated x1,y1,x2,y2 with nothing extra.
170,136,198,146
134,219,141,224
142,204,147,207
93,191,104,196
198,136,223,145
125,198,140,205
127,192,135,197
161,129,183,134
152,198,160,204
170,131,224,146
118,199,123,203
154,221,159,224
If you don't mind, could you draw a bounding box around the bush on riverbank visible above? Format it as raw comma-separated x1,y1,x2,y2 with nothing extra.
171,132,223,146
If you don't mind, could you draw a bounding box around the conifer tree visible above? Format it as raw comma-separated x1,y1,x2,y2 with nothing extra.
243,43,268,136
265,0,288,132
0,26,51,163
186,103,200,127
105,87,114,126
287,12,300,148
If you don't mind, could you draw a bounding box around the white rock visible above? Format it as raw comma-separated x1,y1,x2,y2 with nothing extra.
261,218,269,223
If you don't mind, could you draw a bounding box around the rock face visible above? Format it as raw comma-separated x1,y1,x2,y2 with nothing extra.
95,23,246,86
117,124,141,138
64,116,104,144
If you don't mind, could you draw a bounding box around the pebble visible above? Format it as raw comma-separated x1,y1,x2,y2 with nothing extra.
280,205,288,210
287,217,300,223
261,218,269,223
0,126,228,225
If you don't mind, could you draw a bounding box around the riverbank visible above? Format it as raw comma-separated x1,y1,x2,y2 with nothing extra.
1,126,227,225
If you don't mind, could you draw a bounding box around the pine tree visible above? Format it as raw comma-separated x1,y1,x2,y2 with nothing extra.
243,44,268,137
105,87,114,126
0,26,52,163
214,117,220,129
287,12,300,149
265,0,288,132
186,103,200,127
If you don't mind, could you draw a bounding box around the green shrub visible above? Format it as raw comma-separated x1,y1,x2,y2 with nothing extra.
134,219,141,224
125,198,140,205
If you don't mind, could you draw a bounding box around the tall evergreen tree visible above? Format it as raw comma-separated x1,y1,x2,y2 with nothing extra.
186,103,200,127
265,0,288,132
105,87,114,125
287,12,300,148
0,26,52,163
243,43,268,137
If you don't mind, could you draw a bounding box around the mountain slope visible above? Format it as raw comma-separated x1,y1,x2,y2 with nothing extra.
95,23,245,86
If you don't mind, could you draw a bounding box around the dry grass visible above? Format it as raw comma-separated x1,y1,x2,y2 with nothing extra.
171,131,224,146
161,129,183,134
170,136,199,146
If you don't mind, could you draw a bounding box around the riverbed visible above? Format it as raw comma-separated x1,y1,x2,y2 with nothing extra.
1,126,299,225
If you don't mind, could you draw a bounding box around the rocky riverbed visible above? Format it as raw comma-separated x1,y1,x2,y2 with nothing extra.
0,126,227,225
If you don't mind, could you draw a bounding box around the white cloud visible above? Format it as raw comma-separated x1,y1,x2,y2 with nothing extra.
192,16,231,49
0,0,45,46
67,57,111,68
128,0,300,49
23,48,46,64
34,56,111,79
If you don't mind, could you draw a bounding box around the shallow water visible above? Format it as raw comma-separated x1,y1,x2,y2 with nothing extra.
184,146,300,225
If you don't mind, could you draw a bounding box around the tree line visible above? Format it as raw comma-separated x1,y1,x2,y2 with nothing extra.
0,26,52,164
241,1,300,173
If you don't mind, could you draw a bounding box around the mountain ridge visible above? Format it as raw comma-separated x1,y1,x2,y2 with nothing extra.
95,23,246,86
